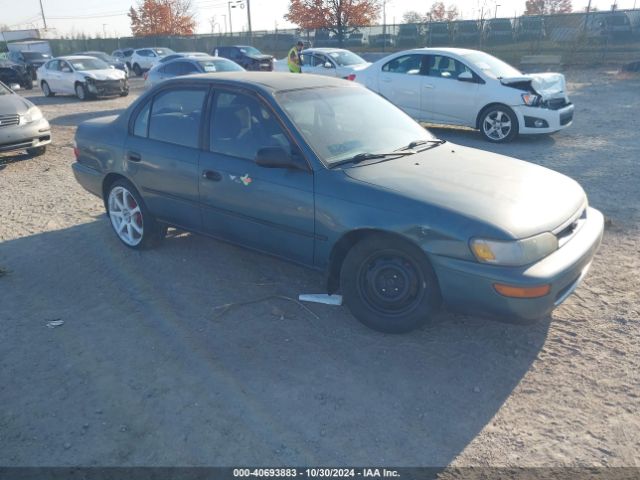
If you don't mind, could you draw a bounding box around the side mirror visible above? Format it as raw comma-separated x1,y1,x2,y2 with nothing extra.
61,67,72,73
323,61,333,69
256,147,305,171
458,71,474,82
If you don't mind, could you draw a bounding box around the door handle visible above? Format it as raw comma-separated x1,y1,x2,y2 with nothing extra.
202,170,222,181
127,151,142,162
381,77,392,83
424,83,434,89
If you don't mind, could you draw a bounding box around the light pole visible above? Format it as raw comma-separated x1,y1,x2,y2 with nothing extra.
228,1,233,36
38,0,48,29
495,4,500,18
246,0,252,39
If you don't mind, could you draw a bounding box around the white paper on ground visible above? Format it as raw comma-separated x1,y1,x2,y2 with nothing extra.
298,294,343,306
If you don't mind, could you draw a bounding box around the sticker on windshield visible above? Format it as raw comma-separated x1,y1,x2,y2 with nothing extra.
202,64,217,72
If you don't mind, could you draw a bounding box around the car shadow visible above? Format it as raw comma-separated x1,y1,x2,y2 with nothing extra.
0,150,38,170
0,219,550,465
50,109,125,126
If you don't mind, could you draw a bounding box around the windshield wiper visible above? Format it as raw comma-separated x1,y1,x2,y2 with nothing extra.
396,139,446,152
329,151,416,168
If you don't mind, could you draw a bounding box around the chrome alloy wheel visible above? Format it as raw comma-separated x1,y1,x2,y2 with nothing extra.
482,109,512,141
108,186,144,246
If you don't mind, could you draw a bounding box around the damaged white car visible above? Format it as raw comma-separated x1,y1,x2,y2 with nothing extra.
354,48,574,143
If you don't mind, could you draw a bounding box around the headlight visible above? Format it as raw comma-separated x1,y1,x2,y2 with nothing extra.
470,232,558,266
84,76,96,83
521,93,541,106
20,106,43,125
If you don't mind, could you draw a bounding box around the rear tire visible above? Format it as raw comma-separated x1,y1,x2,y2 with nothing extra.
340,235,441,333
41,81,54,97
106,179,163,250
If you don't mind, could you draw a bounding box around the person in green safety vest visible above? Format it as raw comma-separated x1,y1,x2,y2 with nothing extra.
288,41,304,73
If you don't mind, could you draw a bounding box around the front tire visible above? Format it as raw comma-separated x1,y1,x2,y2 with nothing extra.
133,63,142,76
479,105,519,143
340,235,441,333
27,146,46,156
106,180,163,250
41,81,54,97
75,83,89,101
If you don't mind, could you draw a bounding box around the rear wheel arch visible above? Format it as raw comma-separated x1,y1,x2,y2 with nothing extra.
102,173,131,210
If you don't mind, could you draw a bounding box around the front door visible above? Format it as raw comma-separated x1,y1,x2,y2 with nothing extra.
198,90,315,265
377,54,426,120
124,86,208,230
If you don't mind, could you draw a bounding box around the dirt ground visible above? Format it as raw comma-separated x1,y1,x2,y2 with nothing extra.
1,71,639,468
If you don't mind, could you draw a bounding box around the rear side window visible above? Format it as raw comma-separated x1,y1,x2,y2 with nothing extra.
148,89,207,148
382,54,424,75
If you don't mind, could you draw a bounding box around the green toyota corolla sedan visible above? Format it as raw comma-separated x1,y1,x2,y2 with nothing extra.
72,73,603,333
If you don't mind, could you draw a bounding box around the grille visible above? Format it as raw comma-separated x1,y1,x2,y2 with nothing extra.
0,114,20,128
544,98,570,110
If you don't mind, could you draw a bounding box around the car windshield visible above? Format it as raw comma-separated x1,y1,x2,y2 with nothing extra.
153,48,175,56
70,58,110,71
198,59,244,72
327,50,366,66
277,86,436,166
462,51,521,79
239,46,262,56
21,52,50,60
83,52,112,62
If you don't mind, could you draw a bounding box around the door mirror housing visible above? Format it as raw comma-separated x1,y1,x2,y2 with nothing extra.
61,66,72,73
256,147,306,171
323,61,334,69
458,71,474,82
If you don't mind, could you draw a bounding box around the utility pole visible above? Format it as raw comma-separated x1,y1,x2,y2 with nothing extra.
246,0,252,39
228,1,233,36
494,4,500,18
38,0,48,29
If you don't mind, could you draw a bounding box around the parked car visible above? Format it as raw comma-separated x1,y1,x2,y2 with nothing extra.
426,22,451,46
371,33,396,48
37,56,129,100
452,20,481,45
355,47,574,143
213,46,274,71
7,50,52,80
144,56,244,88
0,80,50,156
298,48,370,79
515,16,546,41
71,73,603,333
0,61,33,90
483,18,515,44
111,48,135,69
73,51,129,76
159,52,210,64
130,48,175,76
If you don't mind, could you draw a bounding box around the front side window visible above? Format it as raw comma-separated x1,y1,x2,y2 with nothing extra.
382,54,424,75
425,55,473,80
147,88,207,148
210,91,291,160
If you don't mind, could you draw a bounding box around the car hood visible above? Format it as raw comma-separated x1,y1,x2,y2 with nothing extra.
0,92,33,114
343,144,586,239
247,54,273,61
80,69,126,80
501,73,567,99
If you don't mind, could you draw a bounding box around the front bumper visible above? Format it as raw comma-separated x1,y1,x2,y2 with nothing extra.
0,117,51,153
86,79,128,97
430,207,604,321
514,103,575,135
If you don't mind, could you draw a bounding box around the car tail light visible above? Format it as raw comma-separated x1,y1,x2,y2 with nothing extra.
73,141,79,159
143,72,148,80
346,73,356,81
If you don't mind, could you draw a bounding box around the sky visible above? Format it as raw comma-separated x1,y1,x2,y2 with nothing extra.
1,0,638,38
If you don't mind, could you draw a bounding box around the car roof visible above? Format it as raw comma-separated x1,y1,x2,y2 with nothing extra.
160,71,358,93
406,47,481,55
57,55,99,61
303,48,349,53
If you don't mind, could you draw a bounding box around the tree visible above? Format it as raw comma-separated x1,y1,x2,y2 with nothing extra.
524,0,572,15
402,11,424,24
284,0,380,45
128,0,196,37
427,2,459,21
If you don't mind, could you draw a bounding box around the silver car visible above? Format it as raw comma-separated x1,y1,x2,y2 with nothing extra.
0,81,50,156
144,55,244,89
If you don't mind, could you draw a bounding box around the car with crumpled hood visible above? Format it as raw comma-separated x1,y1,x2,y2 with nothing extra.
213,45,274,71
0,80,50,156
355,47,574,143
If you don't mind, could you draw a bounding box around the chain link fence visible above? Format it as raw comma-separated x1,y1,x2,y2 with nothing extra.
46,9,640,68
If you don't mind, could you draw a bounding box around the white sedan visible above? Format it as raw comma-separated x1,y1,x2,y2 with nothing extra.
354,47,574,142
274,48,370,80
37,56,128,100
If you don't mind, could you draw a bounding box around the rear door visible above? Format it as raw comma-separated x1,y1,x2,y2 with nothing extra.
124,86,208,230
377,54,427,120
198,89,315,265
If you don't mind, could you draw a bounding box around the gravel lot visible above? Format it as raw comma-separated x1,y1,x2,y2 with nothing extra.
1,71,639,467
